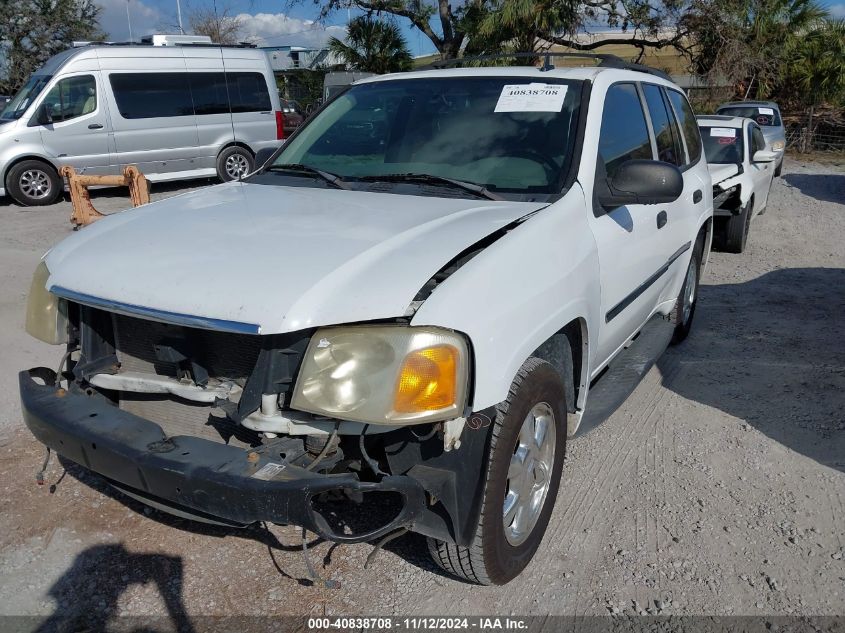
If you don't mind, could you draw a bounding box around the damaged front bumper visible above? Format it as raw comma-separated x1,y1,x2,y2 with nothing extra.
19,368,427,543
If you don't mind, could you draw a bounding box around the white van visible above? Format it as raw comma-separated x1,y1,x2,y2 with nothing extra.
0,40,283,206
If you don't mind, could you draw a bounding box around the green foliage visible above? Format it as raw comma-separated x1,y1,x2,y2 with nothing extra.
784,18,845,108
0,0,104,94
328,16,413,74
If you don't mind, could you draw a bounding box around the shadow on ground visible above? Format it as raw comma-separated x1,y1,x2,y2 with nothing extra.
781,173,845,205
659,267,845,474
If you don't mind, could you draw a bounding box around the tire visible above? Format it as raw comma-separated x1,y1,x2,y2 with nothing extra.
216,146,254,182
774,159,782,178
670,237,703,345
6,160,62,206
723,198,752,254
427,357,567,585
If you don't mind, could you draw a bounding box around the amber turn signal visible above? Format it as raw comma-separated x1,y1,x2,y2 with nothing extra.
394,345,459,413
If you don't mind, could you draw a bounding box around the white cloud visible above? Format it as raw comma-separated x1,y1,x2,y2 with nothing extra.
97,0,167,41
828,2,845,18
236,13,346,48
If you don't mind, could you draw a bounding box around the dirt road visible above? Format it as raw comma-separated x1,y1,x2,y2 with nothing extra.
0,161,843,624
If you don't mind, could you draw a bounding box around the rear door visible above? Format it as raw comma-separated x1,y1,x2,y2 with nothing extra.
221,49,278,148
35,72,118,175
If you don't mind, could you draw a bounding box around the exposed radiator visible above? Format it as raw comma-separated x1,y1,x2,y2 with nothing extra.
110,313,262,447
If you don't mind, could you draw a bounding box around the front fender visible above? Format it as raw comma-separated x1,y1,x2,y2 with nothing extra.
411,184,600,412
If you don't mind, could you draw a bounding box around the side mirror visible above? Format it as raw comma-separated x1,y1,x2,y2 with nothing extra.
254,146,279,169
752,150,778,163
597,160,683,209
30,102,53,126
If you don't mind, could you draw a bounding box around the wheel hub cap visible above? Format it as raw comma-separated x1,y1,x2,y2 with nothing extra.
20,170,52,199
225,154,250,179
682,259,697,324
503,402,556,546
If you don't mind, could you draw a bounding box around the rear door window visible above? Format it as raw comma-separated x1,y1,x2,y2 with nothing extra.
598,83,653,178
188,73,230,115
110,73,193,119
642,84,684,166
666,89,703,166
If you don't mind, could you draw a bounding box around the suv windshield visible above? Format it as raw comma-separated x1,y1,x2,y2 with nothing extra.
717,106,781,127
267,76,583,199
700,126,744,164
1,75,52,121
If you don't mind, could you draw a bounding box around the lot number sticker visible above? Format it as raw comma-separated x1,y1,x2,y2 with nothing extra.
710,127,737,138
495,84,568,112
758,107,775,115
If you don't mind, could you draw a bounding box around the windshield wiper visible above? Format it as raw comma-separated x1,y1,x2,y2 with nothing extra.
360,173,503,201
267,163,350,190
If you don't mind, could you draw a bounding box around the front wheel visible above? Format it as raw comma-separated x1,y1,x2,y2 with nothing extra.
723,198,752,253
6,160,62,206
427,358,567,585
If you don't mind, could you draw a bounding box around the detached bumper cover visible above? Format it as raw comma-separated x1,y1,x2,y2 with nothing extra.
19,369,426,543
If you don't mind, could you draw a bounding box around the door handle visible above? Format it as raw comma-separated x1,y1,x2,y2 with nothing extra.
693,189,703,203
656,210,668,229
88,123,103,129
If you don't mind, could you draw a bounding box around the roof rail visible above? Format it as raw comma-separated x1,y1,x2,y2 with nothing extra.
424,51,672,82
70,39,257,49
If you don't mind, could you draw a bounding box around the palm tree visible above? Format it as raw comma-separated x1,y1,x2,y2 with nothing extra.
328,16,413,74
785,18,845,150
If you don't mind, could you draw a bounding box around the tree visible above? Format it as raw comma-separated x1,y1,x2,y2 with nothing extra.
685,0,829,99
0,0,104,94
783,18,845,149
328,16,412,73
188,3,243,45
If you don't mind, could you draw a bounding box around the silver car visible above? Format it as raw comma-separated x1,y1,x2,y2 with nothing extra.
715,100,786,176
0,41,283,206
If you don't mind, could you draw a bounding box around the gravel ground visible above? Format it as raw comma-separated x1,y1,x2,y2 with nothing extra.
0,159,843,625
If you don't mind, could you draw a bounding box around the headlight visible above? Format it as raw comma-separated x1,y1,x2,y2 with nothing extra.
25,260,68,345
771,141,785,151
291,325,469,425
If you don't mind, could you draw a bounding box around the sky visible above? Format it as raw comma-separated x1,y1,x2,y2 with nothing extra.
97,0,845,57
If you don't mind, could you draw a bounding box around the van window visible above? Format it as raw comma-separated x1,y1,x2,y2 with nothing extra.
188,72,271,115
642,84,683,166
110,73,194,119
41,75,97,123
665,89,703,165
226,73,271,113
599,83,653,178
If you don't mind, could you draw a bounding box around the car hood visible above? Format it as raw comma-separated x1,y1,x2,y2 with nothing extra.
707,163,741,187
44,181,546,334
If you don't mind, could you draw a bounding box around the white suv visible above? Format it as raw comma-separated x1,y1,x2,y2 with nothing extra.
21,59,713,585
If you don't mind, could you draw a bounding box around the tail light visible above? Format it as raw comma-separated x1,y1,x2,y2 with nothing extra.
275,111,285,140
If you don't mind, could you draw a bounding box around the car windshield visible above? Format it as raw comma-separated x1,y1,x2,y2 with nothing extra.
717,106,781,127
700,126,744,164
0,75,52,121
269,76,583,199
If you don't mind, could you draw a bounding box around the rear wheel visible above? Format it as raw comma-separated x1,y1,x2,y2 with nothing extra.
670,240,702,344
6,160,62,206
427,357,566,585
724,198,752,253
216,146,254,182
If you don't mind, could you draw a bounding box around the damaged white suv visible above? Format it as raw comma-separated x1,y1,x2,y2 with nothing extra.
21,58,713,585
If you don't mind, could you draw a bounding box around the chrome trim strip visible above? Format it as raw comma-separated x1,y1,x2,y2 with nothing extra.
50,285,261,335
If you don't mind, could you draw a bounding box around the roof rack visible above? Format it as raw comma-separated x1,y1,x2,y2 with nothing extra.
424,52,672,82
71,39,257,49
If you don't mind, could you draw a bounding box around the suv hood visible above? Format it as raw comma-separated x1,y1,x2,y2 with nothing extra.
708,163,741,187
45,182,545,334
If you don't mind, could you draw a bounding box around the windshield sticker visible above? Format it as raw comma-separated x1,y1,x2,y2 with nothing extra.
495,84,568,113
718,137,737,145
710,127,737,138
758,107,775,115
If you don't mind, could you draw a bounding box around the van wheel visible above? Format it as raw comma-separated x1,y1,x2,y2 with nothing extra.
427,357,566,585
7,160,61,206
217,146,254,182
